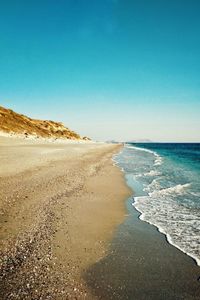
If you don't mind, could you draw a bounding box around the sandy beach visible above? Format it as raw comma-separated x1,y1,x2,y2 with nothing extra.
0,136,131,299
1,0,199,297
1,136,200,300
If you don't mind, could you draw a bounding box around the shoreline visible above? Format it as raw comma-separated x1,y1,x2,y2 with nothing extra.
123,144,200,268
0,136,131,299
115,144,200,265
1,136,199,299
84,162,200,300
133,200,200,267
84,197,200,300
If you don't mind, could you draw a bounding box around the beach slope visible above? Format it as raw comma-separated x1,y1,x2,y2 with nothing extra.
0,137,131,299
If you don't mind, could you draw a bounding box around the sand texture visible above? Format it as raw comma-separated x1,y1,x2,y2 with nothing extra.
0,136,131,299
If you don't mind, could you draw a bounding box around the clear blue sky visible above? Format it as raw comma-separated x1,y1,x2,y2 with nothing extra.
0,0,200,141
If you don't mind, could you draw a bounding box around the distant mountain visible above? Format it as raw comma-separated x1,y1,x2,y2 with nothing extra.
0,105,89,140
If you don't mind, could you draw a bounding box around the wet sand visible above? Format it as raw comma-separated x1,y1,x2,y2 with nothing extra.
84,197,200,300
0,136,131,299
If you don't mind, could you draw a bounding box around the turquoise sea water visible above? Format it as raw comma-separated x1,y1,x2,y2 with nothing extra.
114,143,200,266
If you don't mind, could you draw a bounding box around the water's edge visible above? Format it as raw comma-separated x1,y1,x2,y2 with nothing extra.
113,146,200,267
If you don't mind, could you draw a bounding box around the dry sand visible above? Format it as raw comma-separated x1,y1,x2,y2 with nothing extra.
0,136,131,299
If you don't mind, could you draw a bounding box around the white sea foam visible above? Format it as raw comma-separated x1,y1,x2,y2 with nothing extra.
149,183,191,197
125,145,163,166
144,178,161,192
143,170,161,177
117,143,200,266
112,152,125,172
135,170,161,179
154,155,163,166
133,195,200,266
125,145,157,155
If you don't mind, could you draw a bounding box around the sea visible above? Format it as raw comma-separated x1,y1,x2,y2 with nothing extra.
114,143,200,266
